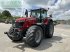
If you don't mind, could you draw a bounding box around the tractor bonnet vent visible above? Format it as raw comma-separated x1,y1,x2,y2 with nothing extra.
13,22,24,28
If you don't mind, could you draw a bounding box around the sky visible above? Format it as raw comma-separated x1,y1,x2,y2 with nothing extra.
0,0,70,20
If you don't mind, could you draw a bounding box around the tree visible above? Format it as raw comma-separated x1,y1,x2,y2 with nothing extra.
2,10,12,17
0,12,3,19
1,10,13,23
0,13,2,18
0,12,4,22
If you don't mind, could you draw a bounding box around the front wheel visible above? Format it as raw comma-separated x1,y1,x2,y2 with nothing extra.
7,27,23,41
25,25,43,47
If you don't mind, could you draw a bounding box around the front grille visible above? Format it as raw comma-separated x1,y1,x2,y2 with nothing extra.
13,22,24,28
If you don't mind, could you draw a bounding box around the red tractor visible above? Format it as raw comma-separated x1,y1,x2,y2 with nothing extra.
4,8,54,47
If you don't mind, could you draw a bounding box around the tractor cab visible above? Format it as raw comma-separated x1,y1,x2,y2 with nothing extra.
30,8,48,22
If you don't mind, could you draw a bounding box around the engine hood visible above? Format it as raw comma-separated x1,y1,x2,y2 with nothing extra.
16,17,27,22
16,17,36,22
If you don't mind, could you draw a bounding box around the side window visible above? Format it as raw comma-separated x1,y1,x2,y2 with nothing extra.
42,12,47,18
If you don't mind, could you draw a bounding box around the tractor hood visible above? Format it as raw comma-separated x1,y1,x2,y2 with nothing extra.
16,17,36,22
16,17,27,22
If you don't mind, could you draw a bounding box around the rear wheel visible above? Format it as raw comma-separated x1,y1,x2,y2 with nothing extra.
45,21,54,38
25,25,43,47
7,27,23,41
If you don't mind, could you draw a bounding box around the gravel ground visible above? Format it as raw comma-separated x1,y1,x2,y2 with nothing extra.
0,23,70,52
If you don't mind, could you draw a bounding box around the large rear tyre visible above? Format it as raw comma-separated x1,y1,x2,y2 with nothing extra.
45,21,54,38
25,25,43,47
7,27,23,41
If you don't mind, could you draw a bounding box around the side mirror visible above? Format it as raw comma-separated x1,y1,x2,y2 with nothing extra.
49,14,52,17
48,8,49,10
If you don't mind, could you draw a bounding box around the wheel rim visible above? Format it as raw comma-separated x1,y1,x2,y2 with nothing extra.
49,24,54,35
35,30,42,43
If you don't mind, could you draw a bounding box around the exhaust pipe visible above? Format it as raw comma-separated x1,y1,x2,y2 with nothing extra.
4,32,8,34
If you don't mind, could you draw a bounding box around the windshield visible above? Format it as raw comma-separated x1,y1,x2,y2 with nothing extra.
31,11,47,19
31,12,40,18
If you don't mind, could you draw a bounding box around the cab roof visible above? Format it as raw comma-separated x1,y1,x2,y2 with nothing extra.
30,8,48,11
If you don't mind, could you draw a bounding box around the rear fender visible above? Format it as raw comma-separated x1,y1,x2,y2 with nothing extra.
48,19,53,25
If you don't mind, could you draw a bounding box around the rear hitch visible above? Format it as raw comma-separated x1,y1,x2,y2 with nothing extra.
4,32,8,34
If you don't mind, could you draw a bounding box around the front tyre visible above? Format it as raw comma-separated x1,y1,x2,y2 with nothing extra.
25,25,43,47
7,27,23,41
